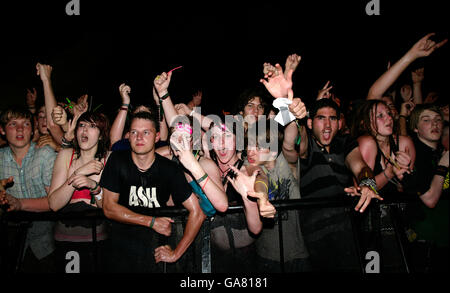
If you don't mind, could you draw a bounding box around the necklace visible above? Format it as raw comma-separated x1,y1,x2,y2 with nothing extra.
137,156,156,173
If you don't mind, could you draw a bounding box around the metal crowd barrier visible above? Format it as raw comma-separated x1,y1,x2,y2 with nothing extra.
0,193,435,273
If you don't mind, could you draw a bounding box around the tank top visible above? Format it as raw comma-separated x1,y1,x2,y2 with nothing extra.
69,149,105,202
374,135,399,197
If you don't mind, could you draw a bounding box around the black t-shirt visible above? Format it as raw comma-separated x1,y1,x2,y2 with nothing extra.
100,150,192,215
100,151,193,272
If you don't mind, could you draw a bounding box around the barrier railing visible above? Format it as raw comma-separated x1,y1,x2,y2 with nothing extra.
0,193,436,273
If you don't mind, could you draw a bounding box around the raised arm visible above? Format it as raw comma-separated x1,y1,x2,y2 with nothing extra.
110,83,131,146
153,71,179,128
170,130,228,212
411,67,424,105
227,165,263,235
367,33,447,100
286,91,308,160
36,63,64,143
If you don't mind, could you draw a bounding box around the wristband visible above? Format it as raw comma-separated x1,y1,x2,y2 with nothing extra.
399,115,408,119
196,173,208,184
122,103,129,107
120,106,129,111
160,92,170,100
359,178,379,194
435,165,449,177
149,216,156,229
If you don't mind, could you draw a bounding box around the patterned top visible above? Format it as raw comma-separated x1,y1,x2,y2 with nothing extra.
0,142,57,259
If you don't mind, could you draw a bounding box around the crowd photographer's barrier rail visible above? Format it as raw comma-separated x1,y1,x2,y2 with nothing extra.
0,193,434,273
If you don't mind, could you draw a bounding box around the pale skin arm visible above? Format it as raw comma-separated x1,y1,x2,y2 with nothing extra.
245,165,276,218
282,121,300,164
110,83,131,147
344,146,384,213
0,192,51,212
227,165,263,235
36,63,64,144
153,72,179,128
153,87,169,141
154,194,206,263
48,149,75,211
170,131,228,212
283,93,308,163
367,33,447,100
175,103,215,132
102,187,175,236
398,100,415,136
47,149,103,211
411,67,424,105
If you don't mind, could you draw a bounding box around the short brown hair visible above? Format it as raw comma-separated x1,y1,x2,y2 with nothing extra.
409,104,443,132
0,106,34,131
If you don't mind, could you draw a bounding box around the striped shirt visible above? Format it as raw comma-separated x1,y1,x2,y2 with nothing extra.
0,142,57,259
300,132,357,198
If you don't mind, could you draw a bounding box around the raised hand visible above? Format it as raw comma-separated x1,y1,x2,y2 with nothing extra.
317,80,333,100
169,126,197,171
226,165,259,198
406,33,448,60
400,100,415,117
263,62,278,77
260,63,292,99
74,94,89,116
400,85,413,102
119,83,131,105
36,63,53,82
51,105,68,126
36,134,59,151
174,103,191,116
154,71,172,97
424,92,439,104
412,67,425,84
288,89,307,120
284,53,301,80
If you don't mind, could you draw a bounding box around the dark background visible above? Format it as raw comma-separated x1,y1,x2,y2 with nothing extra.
1,0,448,119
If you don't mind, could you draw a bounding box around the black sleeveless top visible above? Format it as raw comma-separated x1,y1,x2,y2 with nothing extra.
373,135,400,197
